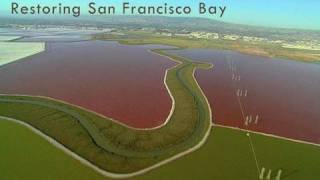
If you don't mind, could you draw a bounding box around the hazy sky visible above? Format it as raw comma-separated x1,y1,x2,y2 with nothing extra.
0,0,319,30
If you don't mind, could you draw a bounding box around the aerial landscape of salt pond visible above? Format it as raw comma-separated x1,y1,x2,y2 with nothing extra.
0,15,320,179
169,49,320,143
1,30,319,140
1,0,320,178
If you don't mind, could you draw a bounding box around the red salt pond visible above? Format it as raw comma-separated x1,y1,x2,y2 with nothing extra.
0,41,176,128
170,49,320,144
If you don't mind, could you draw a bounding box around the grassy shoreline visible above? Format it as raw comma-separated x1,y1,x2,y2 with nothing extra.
93,31,320,63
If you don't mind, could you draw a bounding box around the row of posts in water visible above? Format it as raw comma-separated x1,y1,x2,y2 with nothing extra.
259,167,282,180
231,65,259,126
245,115,259,126
228,58,282,180
236,89,247,97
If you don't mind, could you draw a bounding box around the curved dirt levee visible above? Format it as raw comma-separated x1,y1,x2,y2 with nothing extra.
0,49,213,177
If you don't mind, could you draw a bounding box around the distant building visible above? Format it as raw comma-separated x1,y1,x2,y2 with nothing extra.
243,36,266,42
282,42,320,50
190,32,219,40
223,34,240,41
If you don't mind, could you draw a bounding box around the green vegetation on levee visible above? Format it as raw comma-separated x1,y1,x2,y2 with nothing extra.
0,42,45,66
93,30,320,62
0,50,212,174
2,121,319,180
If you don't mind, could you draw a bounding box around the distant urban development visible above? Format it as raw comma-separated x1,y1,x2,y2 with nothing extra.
5,21,320,51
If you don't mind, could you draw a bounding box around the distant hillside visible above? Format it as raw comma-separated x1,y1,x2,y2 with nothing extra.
1,15,319,41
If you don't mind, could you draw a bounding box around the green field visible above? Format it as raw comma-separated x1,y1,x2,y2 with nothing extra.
0,119,105,180
139,126,320,180
0,50,212,174
0,42,45,66
2,119,319,180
